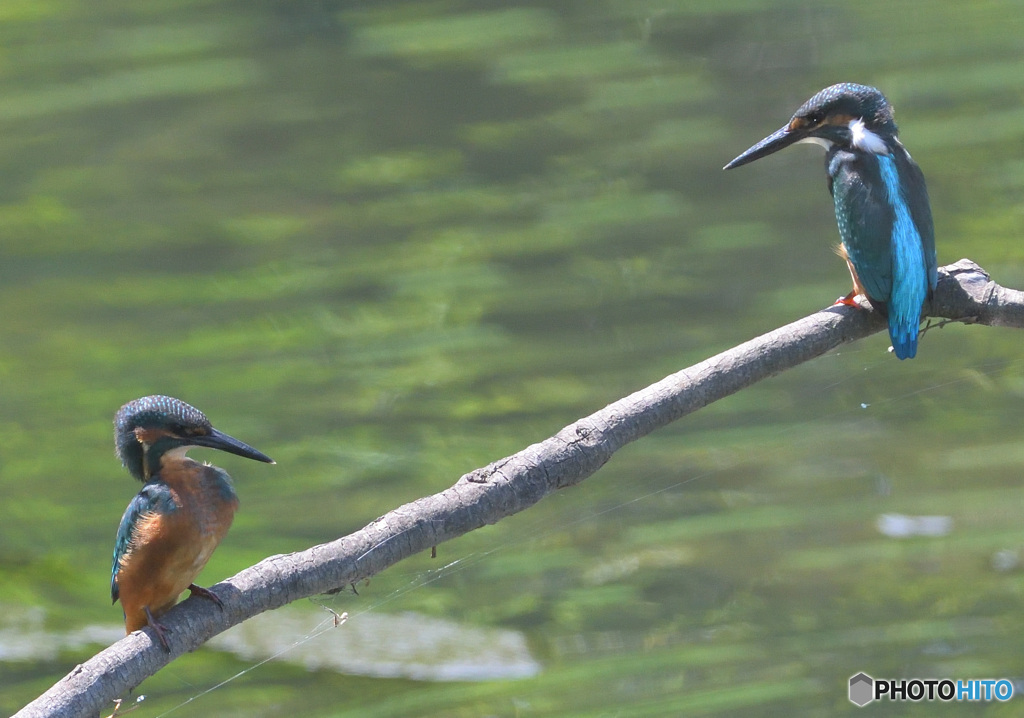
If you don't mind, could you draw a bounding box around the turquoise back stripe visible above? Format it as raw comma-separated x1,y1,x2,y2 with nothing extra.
877,155,927,359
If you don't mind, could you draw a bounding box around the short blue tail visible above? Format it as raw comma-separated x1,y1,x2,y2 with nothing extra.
888,315,918,360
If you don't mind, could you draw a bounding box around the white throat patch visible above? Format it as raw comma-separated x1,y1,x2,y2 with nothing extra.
849,118,889,154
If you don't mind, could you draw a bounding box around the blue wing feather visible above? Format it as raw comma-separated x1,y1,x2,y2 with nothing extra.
111,482,178,603
896,144,937,291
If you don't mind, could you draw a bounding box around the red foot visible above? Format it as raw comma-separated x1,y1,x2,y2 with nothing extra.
188,583,224,609
833,292,862,309
143,606,171,651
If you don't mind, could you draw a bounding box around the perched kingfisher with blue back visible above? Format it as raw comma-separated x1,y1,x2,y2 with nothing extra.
111,395,273,650
724,83,937,359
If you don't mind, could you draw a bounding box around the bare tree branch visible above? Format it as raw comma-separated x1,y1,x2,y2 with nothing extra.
15,259,1023,718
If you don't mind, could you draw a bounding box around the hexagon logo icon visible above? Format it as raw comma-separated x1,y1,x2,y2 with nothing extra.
849,672,874,706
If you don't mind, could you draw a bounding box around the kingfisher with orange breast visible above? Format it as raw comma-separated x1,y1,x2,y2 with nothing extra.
111,395,274,650
725,83,937,359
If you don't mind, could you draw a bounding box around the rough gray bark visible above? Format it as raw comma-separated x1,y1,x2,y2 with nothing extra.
15,259,1023,718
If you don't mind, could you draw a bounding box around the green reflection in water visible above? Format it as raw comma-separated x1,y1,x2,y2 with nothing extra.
2,0,1024,716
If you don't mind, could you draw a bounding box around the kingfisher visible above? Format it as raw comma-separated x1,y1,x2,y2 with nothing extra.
724,83,937,359
111,395,274,650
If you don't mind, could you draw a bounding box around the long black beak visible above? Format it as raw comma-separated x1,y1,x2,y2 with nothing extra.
192,427,275,464
723,124,801,170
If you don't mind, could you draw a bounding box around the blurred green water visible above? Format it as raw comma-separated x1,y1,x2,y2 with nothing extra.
1,1,1023,716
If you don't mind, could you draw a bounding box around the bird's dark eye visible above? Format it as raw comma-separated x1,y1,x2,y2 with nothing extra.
804,111,824,127
789,111,826,132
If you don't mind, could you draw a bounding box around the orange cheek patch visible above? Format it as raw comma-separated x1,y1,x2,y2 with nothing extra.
134,427,172,445
824,113,855,127
790,113,857,132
